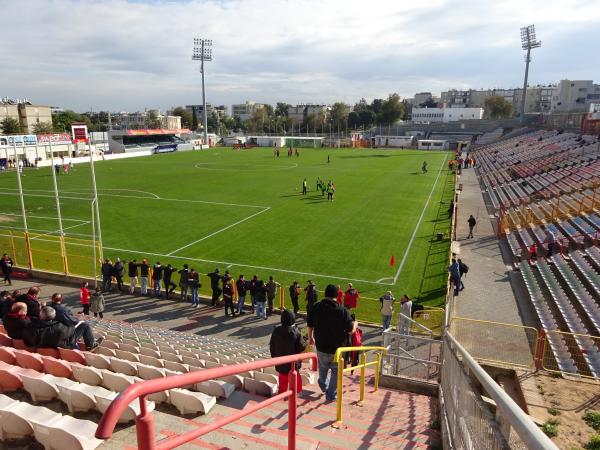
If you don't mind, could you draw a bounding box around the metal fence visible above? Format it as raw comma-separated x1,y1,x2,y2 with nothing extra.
382,330,441,382
542,329,600,380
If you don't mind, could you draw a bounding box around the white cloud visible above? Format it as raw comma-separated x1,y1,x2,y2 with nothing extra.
0,0,598,110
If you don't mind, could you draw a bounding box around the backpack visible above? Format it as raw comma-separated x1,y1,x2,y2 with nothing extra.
461,263,469,274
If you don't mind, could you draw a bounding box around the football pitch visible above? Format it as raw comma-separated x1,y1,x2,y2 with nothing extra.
0,147,454,323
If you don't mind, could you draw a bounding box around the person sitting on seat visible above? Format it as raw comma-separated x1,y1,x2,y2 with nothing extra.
17,287,45,319
51,293,103,351
23,306,74,349
3,302,31,340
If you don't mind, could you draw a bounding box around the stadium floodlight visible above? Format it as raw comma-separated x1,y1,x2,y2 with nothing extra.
192,38,213,145
519,24,542,123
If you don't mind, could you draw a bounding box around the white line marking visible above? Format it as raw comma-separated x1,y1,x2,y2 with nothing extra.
194,162,298,171
392,156,448,284
166,207,271,256
29,221,91,241
376,277,393,283
0,212,88,223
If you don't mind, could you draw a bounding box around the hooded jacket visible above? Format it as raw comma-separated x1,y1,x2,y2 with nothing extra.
23,318,73,349
4,312,31,339
269,310,306,373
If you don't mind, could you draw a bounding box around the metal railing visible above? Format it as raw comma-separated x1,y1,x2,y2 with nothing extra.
397,312,434,338
382,331,441,382
331,346,387,429
95,353,318,450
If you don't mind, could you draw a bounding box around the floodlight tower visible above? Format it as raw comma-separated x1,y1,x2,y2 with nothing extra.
519,25,541,123
192,38,212,145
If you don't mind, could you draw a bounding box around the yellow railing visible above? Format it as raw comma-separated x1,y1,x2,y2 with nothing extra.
331,346,387,429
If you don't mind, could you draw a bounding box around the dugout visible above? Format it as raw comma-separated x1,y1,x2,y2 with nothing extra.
417,139,448,150
374,135,416,148
108,129,193,153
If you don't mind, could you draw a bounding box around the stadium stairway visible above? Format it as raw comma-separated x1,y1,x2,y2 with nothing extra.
0,318,440,449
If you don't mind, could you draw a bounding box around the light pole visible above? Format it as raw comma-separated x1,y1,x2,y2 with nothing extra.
192,38,212,146
519,25,541,123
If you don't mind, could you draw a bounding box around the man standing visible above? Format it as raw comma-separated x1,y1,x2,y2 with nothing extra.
302,178,307,195
52,293,103,351
236,275,247,314
1,253,14,286
265,276,279,315
448,258,461,296
188,269,200,308
223,279,235,317
208,268,222,306
289,281,300,315
254,279,267,320
307,284,356,402
128,259,139,295
343,283,359,311
457,259,468,291
140,259,150,296
101,259,113,292
467,215,477,239
178,264,190,302
304,281,318,316
398,294,413,335
543,229,557,256
163,264,177,299
152,262,163,298
113,258,125,292
380,291,395,330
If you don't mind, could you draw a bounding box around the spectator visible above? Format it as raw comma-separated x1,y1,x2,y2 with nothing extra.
448,200,454,218
1,253,14,286
140,259,150,295
91,287,105,319
178,264,190,302
265,276,279,315
307,284,356,402
236,275,247,314
208,268,222,306
249,275,258,308
398,295,413,335
467,215,477,239
343,283,359,311
0,290,13,318
269,310,307,395
20,287,44,319
23,306,73,349
101,259,113,292
163,264,177,299
152,262,163,297
543,229,557,256
221,270,232,288
528,243,538,263
128,259,139,294
379,291,395,330
345,313,363,371
4,302,30,339
254,279,267,320
448,258,461,296
188,268,200,308
113,258,125,292
457,259,468,291
223,279,235,317
288,281,300,315
51,293,103,350
304,280,318,316
336,285,343,305
80,281,91,315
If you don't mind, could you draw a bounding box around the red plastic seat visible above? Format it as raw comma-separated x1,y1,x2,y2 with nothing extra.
12,340,31,351
37,348,60,358
58,348,86,365
41,356,73,378
0,333,13,347
0,347,16,365
14,350,44,372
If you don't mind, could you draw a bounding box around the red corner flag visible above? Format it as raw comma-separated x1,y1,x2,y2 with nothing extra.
390,255,396,267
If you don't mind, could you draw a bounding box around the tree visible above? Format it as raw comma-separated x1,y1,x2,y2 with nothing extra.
52,110,91,133
484,96,513,119
379,93,404,125
275,102,290,117
32,122,54,134
171,107,193,128
353,98,370,113
0,117,23,134
192,110,199,131
330,102,350,130
347,111,361,129
358,110,376,128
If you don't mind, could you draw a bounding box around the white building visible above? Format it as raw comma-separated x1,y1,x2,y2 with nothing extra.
231,101,265,121
411,107,484,123
550,80,600,112
288,104,330,124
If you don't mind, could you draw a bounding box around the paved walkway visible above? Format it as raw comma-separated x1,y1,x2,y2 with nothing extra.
451,166,528,325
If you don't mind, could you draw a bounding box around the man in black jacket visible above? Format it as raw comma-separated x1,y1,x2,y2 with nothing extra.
152,262,163,298
23,306,74,349
208,268,222,306
1,253,14,286
128,259,139,294
51,293,103,350
4,302,30,339
140,259,150,295
236,275,247,314
19,287,44,319
289,282,300,315
112,258,125,292
163,264,177,299
101,259,113,292
178,264,190,302
270,310,307,395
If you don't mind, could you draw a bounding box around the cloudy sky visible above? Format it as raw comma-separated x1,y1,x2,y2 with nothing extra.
1,0,598,112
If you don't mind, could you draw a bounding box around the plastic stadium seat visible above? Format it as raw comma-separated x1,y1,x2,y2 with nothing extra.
300,370,315,385
114,349,140,363
118,343,140,354
94,392,155,424
160,351,183,363
138,354,164,368
0,333,13,347
109,356,138,376
12,339,33,351
168,388,216,415
0,346,16,365
101,370,138,393
32,415,103,450
84,352,111,370
254,371,278,385
21,373,77,403
37,347,61,358
41,355,73,378
243,377,278,397
140,346,161,358
96,347,116,358
181,355,203,366
58,347,87,364
197,352,220,363
99,339,120,350
0,399,61,441
56,382,99,413
14,350,44,372
178,349,199,359
71,363,103,386
0,363,28,392
163,360,189,373
218,374,244,389
136,363,166,380
195,380,235,399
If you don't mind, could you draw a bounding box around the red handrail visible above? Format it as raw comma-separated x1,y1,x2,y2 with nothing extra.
96,353,318,450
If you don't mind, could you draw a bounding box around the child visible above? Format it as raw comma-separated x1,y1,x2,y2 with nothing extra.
91,287,105,319
345,313,363,373
80,281,91,316
269,310,307,395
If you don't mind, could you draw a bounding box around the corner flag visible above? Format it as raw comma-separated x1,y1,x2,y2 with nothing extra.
390,255,396,267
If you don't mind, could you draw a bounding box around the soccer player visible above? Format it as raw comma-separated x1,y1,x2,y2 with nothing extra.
302,178,307,195
422,161,428,174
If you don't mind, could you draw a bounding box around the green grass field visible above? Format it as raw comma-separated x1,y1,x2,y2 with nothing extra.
0,147,454,324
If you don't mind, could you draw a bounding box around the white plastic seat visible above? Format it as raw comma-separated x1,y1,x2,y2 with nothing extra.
0,400,61,440
100,339,120,350
243,377,277,397
168,389,216,415
56,382,99,413
138,354,164,368
114,349,140,363
84,352,111,370
96,346,116,358
140,347,161,358
20,373,66,402
137,364,166,380
101,370,138,392
71,363,103,386
182,356,203,367
164,360,189,373
33,415,103,450
195,380,235,399
94,392,155,423
110,357,138,376
160,352,183,363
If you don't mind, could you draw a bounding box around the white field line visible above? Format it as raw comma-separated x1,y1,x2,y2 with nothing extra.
0,188,268,210
392,155,448,285
29,221,91,241
0,234,388,286
166,207,271,256
194,162,298,172
0,212,88,222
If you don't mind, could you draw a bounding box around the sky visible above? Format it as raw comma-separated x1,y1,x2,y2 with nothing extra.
1,0,598,112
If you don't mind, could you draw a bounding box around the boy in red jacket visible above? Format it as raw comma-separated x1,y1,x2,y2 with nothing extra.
80,281,91,316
